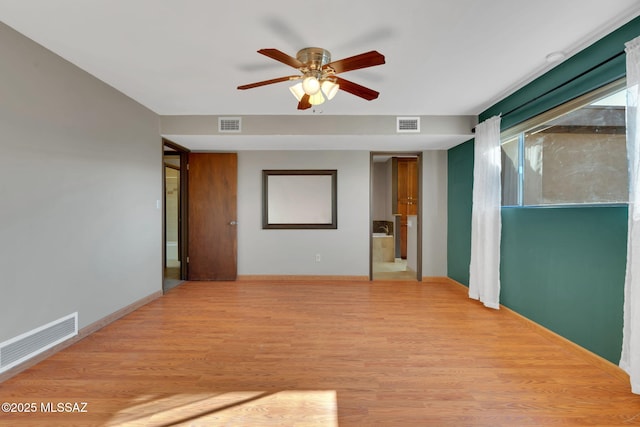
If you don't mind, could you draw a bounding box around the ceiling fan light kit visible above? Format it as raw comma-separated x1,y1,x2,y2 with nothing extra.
321,80,339,100
302,76,321,95
238,46,385,110
289,82,306,102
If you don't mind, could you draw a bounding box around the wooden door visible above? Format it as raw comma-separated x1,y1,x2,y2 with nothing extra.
188,153,237,280
397,158,418,259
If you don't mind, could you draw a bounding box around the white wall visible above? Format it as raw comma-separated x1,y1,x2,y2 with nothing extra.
237,151,370,276
421,150,448,277
371,162,387,221
0,23,162,341
237,150,447,278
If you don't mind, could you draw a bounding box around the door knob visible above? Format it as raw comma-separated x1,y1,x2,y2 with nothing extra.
229,221,238,225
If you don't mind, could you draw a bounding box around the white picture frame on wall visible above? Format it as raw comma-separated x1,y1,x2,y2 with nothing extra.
262,169,337,229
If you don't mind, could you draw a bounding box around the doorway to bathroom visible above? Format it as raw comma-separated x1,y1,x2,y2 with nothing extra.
163,139,189,292
370,153,422,281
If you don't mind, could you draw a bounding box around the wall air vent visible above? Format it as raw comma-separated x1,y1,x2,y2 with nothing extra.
397,117,420,133
0,313,78,373
218,117,242,133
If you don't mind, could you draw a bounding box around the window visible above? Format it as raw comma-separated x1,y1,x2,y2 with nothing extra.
501,80,628,206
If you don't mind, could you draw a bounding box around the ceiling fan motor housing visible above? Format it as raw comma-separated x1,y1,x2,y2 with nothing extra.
297,47,331,76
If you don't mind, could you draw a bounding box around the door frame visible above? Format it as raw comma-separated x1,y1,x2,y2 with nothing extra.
369,152,423,281
163,138,190,282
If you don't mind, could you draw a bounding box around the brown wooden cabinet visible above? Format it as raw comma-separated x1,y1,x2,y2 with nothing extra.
396,158,418,259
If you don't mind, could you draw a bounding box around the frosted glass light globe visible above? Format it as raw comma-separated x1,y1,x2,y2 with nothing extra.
321,80,339,100
309,92,325,105
302,76,321,95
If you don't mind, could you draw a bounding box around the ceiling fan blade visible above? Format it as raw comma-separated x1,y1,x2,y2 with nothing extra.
237,75,300,90
334,77,379,101
323,50,385,74
258,48,304,69
297,94,312,110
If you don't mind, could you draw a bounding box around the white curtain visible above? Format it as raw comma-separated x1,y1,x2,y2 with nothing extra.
469,115,502,309
621,35,640,394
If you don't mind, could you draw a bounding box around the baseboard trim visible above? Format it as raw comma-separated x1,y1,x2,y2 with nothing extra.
0,290,162,383
442,277,469,290
443,277,629,383
238,275,370,282
501,302,629,383
422,276,452,284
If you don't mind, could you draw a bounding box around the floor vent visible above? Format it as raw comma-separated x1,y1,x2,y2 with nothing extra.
218,117,242,133
0,312,77,373
397,117,420,133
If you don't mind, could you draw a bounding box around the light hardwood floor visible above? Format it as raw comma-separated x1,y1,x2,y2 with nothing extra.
2,279,640,426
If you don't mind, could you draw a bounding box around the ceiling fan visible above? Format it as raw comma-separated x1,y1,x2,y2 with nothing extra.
237,47,385,110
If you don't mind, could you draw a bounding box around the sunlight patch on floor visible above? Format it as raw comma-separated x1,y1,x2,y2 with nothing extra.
107,390,338,426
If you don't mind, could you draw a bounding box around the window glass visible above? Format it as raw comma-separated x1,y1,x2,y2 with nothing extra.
501,135,519,206
501,83,627,206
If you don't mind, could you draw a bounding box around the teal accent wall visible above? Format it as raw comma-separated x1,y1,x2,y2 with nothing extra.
447,16,640,364
447,139,629,362
481,16,640,130
447,139,474,285
501,207,628,363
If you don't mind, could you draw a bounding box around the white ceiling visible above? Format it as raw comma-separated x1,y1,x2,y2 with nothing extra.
1,0,639,150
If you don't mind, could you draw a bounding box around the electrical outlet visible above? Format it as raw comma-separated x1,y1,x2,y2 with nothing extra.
315,254,321,262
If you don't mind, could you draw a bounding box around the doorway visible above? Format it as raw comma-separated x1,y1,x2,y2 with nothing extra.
370,153,422,281
163,139,189,292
